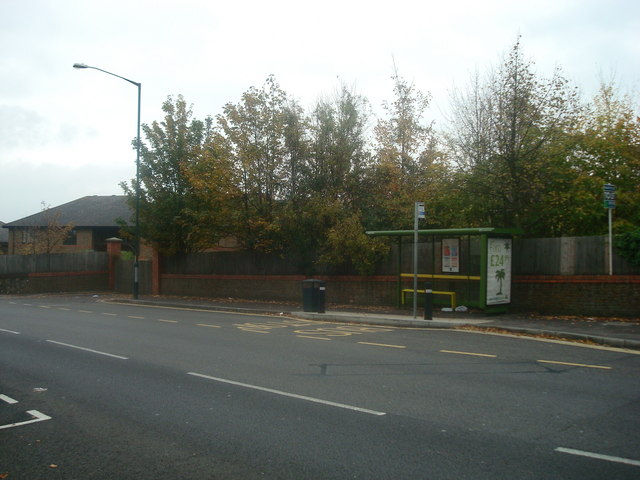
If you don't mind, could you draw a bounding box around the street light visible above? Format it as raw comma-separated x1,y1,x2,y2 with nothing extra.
73,63,141,299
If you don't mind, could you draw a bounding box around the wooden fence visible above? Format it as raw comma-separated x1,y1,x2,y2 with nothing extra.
1,237,638,317
0,252,109,294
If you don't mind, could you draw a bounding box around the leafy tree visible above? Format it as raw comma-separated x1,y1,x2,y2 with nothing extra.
217,76,292,251
368,68,448,231
318,212,389,275
615,229,640,266
118,39,640,277
306,85,371,204
121,95,214,254
282,100,311,203
181,126,240,250
374,64,434,177
446,38,581,234
275,85,376,271
569,82,640,233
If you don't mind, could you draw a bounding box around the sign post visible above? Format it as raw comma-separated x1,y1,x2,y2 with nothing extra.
413,202,425,318
604,183,616,275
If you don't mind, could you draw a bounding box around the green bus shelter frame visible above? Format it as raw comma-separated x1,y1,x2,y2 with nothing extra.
366,227,522,313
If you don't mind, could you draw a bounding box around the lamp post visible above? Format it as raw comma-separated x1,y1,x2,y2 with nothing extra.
73,63,141,299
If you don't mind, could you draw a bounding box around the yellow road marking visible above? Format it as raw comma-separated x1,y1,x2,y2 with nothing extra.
459,329,640,354
196,323,221,328
440,349,497,358
235,319,318,333
358,342,406,349
106,300,288,318
159,319,178,323
335,325,394,333
537,360,611,370
297,335,331,341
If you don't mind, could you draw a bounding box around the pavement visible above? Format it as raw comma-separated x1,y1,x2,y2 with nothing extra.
109,294,640,351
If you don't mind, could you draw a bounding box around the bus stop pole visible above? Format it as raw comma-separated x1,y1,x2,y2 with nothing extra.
413,215,418,318
413,202,424,318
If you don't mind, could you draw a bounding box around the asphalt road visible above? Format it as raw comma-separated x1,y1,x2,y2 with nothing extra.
1,295,639,479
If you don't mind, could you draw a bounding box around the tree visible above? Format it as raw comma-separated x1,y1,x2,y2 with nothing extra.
368,68,448,231
278,85,376,270
282,99,311,203
570,81,640,233
318,212,389,275
374,64,434,177
121,95,216,254
217,76,292,251
301,85,380,268
16,202,74,255
306,85,371,204
181,126,240,250
446,38,581,234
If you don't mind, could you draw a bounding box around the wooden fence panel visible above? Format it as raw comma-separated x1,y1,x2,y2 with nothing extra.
0,252,108,275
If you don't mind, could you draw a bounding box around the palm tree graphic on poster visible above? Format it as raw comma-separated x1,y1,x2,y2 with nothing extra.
495,268,506,295
487,238,511,305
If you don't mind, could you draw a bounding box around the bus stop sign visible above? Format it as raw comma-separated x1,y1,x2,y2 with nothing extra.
603,183,616,209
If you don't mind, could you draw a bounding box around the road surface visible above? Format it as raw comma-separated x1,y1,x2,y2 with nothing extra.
1,295,639,479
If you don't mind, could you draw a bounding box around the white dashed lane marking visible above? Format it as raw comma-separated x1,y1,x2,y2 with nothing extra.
187,371,386,416
0,328,20,335
46,340,129,360
556,447,640,467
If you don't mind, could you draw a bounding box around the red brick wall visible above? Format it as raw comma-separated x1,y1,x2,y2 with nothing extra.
512,275,640,318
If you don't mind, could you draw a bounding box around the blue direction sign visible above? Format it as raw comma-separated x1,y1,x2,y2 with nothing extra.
603,183,616,209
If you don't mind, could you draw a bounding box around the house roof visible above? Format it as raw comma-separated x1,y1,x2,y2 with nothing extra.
2,196,132,228
0,221,7,242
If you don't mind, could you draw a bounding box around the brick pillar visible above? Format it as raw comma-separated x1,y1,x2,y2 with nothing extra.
106,237,123,290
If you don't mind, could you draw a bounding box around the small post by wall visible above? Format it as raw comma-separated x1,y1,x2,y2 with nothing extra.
105,237,123,290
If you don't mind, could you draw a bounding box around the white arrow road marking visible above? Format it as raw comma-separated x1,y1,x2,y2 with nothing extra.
0,394,19,404
0,410,52,430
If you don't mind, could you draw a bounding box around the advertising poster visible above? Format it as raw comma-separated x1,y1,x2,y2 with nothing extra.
486,238,512,305
442,238,459,273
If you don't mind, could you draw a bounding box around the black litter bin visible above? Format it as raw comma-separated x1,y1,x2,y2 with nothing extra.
302,279,326,313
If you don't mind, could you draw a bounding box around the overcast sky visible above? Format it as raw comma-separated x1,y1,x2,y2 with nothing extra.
1,0,638,223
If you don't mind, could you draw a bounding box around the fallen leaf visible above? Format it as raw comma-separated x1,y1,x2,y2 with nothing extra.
49,464,58,469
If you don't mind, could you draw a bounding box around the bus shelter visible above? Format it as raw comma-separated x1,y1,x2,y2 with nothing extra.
366,228,522,313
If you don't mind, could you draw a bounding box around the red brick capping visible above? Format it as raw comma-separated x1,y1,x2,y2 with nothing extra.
514,275,640,284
